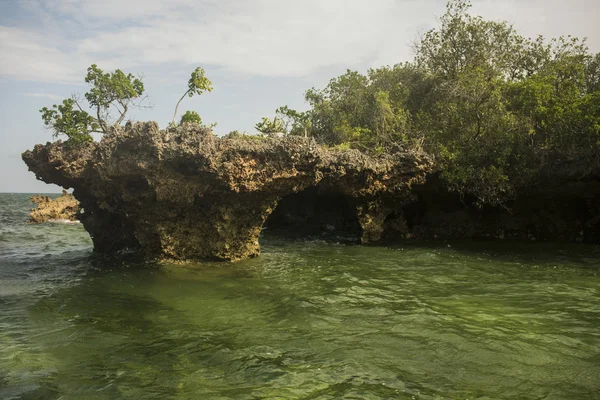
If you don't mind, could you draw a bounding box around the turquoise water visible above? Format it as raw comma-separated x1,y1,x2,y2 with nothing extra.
1,193,599,399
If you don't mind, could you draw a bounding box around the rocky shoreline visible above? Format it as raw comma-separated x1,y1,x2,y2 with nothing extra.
22,122,600,262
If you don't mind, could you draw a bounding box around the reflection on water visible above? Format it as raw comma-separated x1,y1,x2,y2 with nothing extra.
1,194,600,399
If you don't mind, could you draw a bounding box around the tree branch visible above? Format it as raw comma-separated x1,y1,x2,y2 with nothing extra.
115,100,128,126
70,93,85,112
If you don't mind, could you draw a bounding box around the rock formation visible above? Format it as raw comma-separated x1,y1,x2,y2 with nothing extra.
29,190,80,223
22,122,432,261
382,170,600,243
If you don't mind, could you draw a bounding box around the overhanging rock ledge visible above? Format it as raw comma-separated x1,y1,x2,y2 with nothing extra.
22,122,433,261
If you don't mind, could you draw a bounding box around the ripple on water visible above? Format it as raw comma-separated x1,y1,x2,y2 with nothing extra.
1,195,600,399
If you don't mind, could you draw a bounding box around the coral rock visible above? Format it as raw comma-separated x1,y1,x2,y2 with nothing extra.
29,190,80,223
22,122,432,261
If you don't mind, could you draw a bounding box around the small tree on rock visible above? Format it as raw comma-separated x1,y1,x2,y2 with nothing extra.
276,105,311,137
40,98,100,144
39,64,146,144
84,64,145,132
180,110,203,125
255,117,285,137
172,67,213,124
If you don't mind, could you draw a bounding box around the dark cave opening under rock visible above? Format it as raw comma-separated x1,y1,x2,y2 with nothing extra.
263,187,362,241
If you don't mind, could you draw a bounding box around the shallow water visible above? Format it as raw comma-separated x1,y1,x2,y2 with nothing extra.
1,193,599,399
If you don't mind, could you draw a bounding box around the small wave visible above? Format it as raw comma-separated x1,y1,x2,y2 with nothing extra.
48,219,81,224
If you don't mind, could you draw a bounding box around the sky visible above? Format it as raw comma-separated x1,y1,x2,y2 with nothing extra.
1,0,598,193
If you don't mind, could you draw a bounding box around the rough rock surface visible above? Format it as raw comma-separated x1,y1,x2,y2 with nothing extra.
382,172,600,243
22,122,432,261
29,190,80,223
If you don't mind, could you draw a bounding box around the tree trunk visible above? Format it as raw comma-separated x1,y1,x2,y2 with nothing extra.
97,106,107,133
172,90,191,125
115,102,128,126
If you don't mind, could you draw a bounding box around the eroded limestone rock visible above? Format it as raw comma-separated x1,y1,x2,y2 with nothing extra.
357,200,390,244
22,122,432,261
29,190,80,223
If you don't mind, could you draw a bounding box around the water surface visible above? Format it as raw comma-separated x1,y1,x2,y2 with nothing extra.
1,193,599,399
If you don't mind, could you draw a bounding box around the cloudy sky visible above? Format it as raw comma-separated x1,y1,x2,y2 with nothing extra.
1,0,598,192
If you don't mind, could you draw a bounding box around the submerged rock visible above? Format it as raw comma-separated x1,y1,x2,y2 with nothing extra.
22,122,432,261
29,190,80,223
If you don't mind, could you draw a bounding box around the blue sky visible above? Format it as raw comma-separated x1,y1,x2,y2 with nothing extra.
1,0,598,193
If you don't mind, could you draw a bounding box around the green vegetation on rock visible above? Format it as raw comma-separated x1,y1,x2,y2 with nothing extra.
37,0,600,208
172,66,213,124
255,116,285,136
179,110,203,125
40,64,146,144
40,98,99,144
274,0,600,206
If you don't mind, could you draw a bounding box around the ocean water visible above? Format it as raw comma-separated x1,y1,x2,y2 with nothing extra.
1,193,599,399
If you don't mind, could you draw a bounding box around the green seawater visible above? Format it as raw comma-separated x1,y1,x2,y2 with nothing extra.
1,194,599,399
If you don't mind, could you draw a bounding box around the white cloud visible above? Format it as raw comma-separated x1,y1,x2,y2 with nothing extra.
42,0,198,21
23,92,65,101
0,27,80,83
71,0,419,76
470,0,600,48
1,0,599,83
